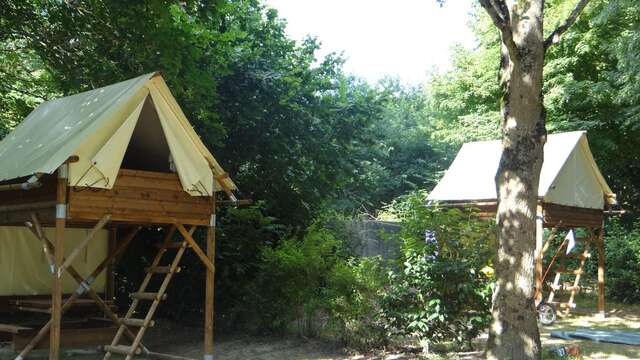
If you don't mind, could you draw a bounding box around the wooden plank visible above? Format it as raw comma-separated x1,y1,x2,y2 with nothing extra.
69,210,208,226
74,186,211,206
12,326,118,351
70,194,210,214
0,324,33,334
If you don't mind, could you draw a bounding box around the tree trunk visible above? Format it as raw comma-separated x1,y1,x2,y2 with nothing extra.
486,1,546,359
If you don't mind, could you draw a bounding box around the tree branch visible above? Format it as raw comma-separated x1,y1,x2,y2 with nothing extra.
479,0,520,61
544,0,592,51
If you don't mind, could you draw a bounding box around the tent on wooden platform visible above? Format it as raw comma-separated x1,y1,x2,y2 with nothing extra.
0,72,238,360
427,131,616,317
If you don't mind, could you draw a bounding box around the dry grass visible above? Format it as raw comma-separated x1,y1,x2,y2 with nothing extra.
1,295,639,360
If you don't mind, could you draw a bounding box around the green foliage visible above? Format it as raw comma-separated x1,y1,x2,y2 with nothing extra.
379,192,494,348
249,223,345,333
602,219,640,303
326,257,389,350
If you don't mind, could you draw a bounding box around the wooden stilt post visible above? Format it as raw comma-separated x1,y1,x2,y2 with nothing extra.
597,222,606,318
535,203,544,304
50,163,68,359
204,192,216,360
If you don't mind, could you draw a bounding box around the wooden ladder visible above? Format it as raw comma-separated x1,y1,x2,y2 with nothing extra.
547,235,592,312
103,228,192,360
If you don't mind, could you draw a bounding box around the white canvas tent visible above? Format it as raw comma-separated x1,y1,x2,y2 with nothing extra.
0,72,235,196
427,131,615,209
428,130,614,316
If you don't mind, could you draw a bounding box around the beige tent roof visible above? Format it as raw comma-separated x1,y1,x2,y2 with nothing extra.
427,131,615,210
0,72,236,196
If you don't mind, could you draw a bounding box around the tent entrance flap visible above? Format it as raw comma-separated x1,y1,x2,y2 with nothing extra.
149,85,213,196
90,99,146,187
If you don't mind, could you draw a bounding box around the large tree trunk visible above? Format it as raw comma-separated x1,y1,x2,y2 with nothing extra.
486,1,546,359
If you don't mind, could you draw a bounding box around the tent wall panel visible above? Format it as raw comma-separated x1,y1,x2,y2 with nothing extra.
0,226,108,296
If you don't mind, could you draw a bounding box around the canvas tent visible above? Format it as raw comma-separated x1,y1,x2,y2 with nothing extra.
427,131,615,210
428,131,614,317
0,72,238,360
0,72,236,196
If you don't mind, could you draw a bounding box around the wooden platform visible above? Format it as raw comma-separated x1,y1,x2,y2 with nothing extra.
0,321,118,351
0,169,213,227
11,298,117,314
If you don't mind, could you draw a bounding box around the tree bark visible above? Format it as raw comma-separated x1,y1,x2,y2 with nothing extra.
485,1,546,359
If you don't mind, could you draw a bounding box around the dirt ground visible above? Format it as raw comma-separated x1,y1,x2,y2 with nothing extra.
2,298,639,360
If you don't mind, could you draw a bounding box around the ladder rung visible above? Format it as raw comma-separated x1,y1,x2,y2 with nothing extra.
566,252,591,259
558,302,577,309
104,344,142,355
565,285,581,292
131,292,167,301
156,242,189,249
18,306,51,314
145,266,181,274
121,318,155,327
556,269,583,275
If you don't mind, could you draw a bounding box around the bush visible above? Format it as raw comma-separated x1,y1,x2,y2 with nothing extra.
250,223,346,334
326,257,389,350
224,192,495,352
379,191,494,349
603,219,640,303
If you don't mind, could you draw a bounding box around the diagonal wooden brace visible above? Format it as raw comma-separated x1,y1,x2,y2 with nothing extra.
30,213,56,274
175,223,214,273
17,223,143,359
59,214,112,275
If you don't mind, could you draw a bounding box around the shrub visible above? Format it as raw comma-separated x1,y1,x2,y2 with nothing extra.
250,223,345,334
379,191,494,349
326,257,389,350
603,219,640,303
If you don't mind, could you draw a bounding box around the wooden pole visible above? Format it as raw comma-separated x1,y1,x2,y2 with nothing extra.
204,194,216,360
175,224,214,273
50,163,68,359
597,221,606,318
534,203,544,304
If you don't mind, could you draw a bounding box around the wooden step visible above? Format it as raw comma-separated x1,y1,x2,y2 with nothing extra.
156,242,189,249
121,318,155,327
104,344,142,355
566,252,591,259
558,302,577,309
131,292,167,301
0,323,33,334
18,306,51,314
556,269,583,275
145,266,181,274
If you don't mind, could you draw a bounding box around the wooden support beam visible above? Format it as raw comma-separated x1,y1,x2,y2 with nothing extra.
175,223,214,273
204,194,216,360
59,214,111,274
30,213,56,274
51,163,68,360
596,223,606,318
17,226,141,360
